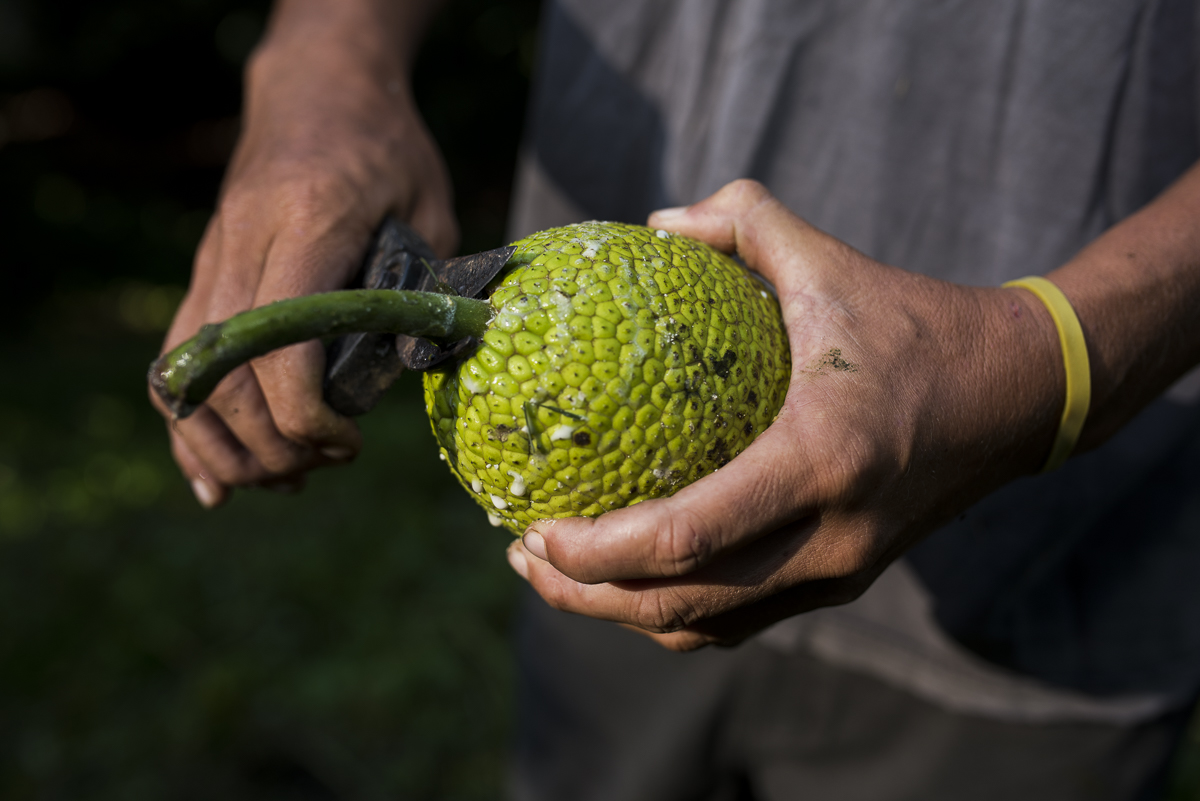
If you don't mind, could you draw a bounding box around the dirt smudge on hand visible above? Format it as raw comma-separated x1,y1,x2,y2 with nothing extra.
807,347,858,375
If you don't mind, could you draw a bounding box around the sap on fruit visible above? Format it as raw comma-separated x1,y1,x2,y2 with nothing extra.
424,222,790,535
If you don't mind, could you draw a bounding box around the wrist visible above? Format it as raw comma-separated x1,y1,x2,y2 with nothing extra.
979,285,1065,476
240,13,428,161
251,0,438,90
1001,279,1091,472
249,29,407,98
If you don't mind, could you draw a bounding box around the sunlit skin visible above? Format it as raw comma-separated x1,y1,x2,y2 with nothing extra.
152,0,1200,651
149,0,456,506
506,176,1200,650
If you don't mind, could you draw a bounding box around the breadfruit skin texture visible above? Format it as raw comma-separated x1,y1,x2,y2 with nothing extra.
423,222,790,535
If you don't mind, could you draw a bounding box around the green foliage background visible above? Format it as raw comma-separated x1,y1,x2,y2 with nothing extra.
0,0,536,797
2,1,1200,799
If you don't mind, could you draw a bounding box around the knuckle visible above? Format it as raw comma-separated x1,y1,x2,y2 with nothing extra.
538,575,573,614
631,590,699,633
215,187,258,224
255,444,308,475
276,173,355,223
653,510,712,576
220,171,357,234
273,406,327,445
205,370,255,412
726,178,768,202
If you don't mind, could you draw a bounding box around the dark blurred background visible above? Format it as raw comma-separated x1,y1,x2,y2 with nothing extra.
3,1,1200,799
0,0,536,798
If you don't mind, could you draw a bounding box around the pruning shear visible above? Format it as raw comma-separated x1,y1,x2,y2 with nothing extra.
322,217,516,416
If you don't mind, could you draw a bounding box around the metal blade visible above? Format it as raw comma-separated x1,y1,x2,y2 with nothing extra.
395,244,516,371
438,246,519,298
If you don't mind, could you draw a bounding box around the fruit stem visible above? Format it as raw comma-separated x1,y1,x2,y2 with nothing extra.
149,289,493,419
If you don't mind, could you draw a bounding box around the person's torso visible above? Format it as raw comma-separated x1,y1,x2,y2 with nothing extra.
509,0,1200,717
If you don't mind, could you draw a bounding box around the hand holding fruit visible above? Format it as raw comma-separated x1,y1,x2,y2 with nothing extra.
506,180,1066,651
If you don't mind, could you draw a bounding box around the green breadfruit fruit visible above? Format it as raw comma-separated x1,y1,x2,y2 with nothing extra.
149,222,790,535
424,222,791,535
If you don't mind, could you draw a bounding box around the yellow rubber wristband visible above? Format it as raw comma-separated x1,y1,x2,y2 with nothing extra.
1002,276,1091,473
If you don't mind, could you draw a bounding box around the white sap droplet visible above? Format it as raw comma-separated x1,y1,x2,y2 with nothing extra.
581,247,598,259
438,452,446,461
508,471,527,497
471,478,483,493
463,375,486,394
491,494,509,510
487,513,504,527
496,311,522,329
550,423,577,441
656,229,670,239
553,291,572,321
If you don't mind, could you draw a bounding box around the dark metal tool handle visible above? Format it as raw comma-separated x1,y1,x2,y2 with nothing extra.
322,217,438,416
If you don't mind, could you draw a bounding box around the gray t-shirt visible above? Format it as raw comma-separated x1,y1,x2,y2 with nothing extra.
509,0,1200,720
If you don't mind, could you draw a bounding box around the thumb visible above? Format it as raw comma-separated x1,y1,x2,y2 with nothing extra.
648,179,833,291
521,414,817,585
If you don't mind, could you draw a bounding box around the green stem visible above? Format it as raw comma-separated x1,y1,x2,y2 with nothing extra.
149,289,492,419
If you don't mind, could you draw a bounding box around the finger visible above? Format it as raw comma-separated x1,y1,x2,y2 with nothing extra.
216,206,362,460
617,623,716,652
196,202,274,332
647,179,848,294
244,203,370,451
168,406,306,499
624,570,874,652
631,627,719,652
509,516,839,633
168,427,228,509
192,194,360,470
252,340,362,457
521,415,819,584
155,215,300,486
168,403,277,486
202,364,323,473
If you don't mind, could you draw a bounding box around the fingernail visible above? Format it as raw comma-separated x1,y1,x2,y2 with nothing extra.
191,478,219,509
320,445,355,461
651,206,688,221
507,541,529,579
522,529,547,561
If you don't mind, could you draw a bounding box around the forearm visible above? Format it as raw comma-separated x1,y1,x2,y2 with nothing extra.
260,0,445,71
156,0,458,505
1045,162,1200,450
243,0,445,144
